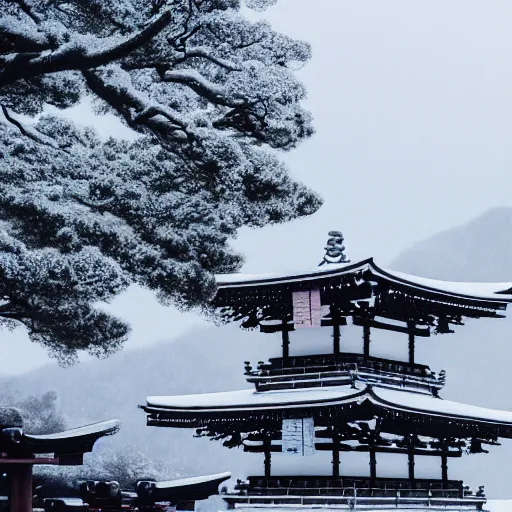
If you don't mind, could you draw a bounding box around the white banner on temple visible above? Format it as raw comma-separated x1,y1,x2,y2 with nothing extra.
292,289,322,328
282,417,316,456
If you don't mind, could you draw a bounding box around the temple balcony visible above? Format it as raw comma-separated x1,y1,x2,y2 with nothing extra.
222,476,485,510
244,353,445,395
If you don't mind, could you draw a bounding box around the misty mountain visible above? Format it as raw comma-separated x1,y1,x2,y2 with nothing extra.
1,325,281,480
391,207,512,281
4,207,512,498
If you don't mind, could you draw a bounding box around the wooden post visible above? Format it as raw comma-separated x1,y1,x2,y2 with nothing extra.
363,325,371,360
369,447,377,482
408,449,415,483
282,321,290,359
264,439,272,477
332,431,340,477
408,322,415,366
10,464,32,512
441,454,448,485
333,323,341,355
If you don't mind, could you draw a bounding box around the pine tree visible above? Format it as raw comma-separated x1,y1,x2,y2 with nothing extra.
0,0,321,363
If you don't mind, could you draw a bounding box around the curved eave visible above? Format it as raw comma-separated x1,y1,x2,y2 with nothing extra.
367,261,512,305
368,388,512,430
23,419,120,455
143,388,367,415
154,472,232,489
142,386,512,435
216,259,372,289
215,257,512,306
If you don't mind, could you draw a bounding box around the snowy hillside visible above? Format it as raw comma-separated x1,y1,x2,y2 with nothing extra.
0,325,279,480
391,207,512,281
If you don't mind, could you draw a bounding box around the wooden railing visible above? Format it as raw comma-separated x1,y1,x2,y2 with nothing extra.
245,353,444,394
223,475,484,510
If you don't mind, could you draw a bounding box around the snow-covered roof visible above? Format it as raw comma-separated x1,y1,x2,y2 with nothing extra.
145,385,512,428
22,419,120,456
154,472,231,489
147,387,358,411
24,419,120,441
215,258,512,303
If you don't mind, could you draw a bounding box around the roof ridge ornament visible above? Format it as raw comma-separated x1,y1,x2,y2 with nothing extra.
319,230,350,266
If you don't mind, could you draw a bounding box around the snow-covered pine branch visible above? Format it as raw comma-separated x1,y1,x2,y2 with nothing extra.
0,0,321,363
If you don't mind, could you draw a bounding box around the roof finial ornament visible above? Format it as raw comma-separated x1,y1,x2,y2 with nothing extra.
319,231,350,266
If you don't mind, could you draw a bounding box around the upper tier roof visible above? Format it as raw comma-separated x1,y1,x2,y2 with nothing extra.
216,258,512,301
142,385,512,439
213,258,512,326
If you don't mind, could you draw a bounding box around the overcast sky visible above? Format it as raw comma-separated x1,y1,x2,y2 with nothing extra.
3,0,512,374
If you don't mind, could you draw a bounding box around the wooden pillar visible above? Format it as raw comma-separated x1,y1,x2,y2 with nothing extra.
441,454,448,485
369,447,377,482
264,439,272,477
363,325,371,360
408,449,415,483
408,330,415,366
282,321,290,359
333,323,341,355
10,464,32,512
332,431,340,477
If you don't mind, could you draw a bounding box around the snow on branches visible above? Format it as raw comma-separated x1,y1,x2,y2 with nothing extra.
0,0,321,362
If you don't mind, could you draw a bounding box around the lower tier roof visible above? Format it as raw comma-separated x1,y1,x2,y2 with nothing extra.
142,385,512,439
0,419,120,458
23,419,120,455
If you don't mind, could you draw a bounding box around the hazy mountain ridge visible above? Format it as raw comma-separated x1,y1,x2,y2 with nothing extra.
390,207,512,281
1,325,276,478
4,208,512,496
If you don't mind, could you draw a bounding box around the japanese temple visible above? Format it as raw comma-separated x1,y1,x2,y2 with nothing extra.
0,408,119,512
142,232,512,510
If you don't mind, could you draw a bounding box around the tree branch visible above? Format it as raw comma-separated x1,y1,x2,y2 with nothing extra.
11,0,42,24
0,9,173,88
0,15,51,52
164,69,245,108
1,104,58,147
174,47,241,71
82,69,190,142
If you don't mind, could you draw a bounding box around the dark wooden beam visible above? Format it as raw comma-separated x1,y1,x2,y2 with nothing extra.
260,322,294,334
281,321,290,359
9,464,32,512
264,439,271,477
441,454,448,484
408,327,415,366
363,325,371,360
332,431,340,477
321,317,348,327
333,323,340,354
353,316,430,337
0,458,58,464
244,443,462,458
369,447,377,481
408,449,415,482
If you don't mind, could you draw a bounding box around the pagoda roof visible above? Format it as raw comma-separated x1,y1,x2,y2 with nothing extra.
214,258,512,326
142,386,512,439
216,258,512,303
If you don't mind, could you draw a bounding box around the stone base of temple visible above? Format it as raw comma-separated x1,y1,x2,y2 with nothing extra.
221,476,486,511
